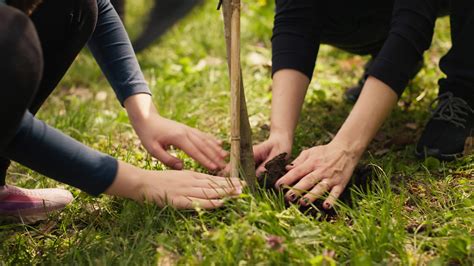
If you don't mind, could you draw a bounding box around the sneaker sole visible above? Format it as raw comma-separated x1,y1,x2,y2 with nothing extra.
414,148,463,162
0,212,50,224
0,206,65,224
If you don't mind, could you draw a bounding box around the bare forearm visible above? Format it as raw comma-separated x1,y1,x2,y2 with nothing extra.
333,76,398,155
270,69,310,142
124,94,158,126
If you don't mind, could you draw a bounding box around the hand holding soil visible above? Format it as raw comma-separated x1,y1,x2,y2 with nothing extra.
253,134,292,176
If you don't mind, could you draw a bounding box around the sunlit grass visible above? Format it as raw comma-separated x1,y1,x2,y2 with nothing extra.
0,1,472,265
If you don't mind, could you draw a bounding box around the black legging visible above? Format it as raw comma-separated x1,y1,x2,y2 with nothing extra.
110,0,125,21
0,0,117,195
368,0,474,99
109,0,202,52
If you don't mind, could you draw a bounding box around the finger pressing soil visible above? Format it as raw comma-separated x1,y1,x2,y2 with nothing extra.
257,153,375,220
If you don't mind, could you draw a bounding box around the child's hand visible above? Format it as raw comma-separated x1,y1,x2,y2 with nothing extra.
124,94,228,171
107,162,244,209
137,115,228,171
138,170,243,209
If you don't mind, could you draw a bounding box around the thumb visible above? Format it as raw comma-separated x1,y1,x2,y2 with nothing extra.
256,162,267,177
149,145,183,170
253,143,270,165
218,164,231,177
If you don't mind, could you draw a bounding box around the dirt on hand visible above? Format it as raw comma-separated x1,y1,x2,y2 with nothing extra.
258,152,289,189
257,152,335,218
257,153,375,219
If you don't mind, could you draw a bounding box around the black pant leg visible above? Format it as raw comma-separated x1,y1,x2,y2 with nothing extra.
0,5,43,185
132,0,201,52
0,159,10,186
438,1,474,102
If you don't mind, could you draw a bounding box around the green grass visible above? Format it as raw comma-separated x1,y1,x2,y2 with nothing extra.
1,0,473,265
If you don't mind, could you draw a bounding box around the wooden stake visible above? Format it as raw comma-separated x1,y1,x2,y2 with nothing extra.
229,0,241,179
221,0,257,190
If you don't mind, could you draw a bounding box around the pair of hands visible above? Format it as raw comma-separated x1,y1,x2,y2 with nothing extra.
252,76,396,210
120,94,235,209
254,134,360,209
132,113,240,209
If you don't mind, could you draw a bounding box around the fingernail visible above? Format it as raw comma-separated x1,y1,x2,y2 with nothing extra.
301,197,310,206
174,162,183,169
287,193,296,202
236,187,242,194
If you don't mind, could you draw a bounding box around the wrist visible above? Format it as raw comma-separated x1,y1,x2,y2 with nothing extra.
269,127,294,143
105,161,144,201
268,131,293,154
269,131,293,146
331,134,366,159
124,93,159,125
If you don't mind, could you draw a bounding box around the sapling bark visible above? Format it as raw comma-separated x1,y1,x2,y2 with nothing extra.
221,0,257,191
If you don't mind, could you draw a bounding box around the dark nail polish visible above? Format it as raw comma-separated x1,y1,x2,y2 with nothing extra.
302,198,309,205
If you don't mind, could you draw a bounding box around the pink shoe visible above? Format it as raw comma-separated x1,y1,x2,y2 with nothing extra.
0,185,74,224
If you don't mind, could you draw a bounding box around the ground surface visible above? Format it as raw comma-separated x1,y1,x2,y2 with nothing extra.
1,1,473,265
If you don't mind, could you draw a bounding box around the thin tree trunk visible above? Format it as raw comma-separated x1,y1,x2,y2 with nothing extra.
221,0,257,191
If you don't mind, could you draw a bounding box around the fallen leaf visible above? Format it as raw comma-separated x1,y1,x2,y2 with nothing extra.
39,220,58,234
375,148,390,156
405,122,418,130
387,134,416,147
323,249,336,258
338,57,364,72
69,87,93,101
193,57,223,71
266,235,285,253
247,52,271,67
95,91,107,101
157,246,179,266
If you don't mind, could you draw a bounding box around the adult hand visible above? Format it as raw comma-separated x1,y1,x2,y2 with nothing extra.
274,77,398,209
275,141,360,209
124,94,228,171
253,133,292,176
107,162,244,209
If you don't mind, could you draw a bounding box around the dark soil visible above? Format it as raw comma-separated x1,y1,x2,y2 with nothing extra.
257,153,289,190
258,153,375,218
